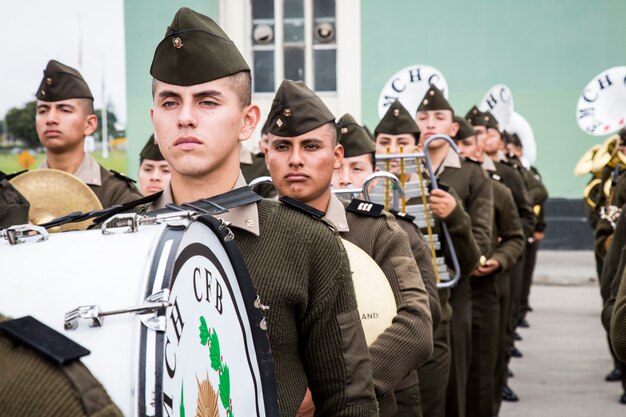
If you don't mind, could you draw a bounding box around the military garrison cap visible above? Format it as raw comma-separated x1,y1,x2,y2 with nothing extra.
416,85,453,114
465,106,499,130
140,135,165,161
375,99,420,137
36,60,93,102
337,114,375,158
150,7,250,86
453,116,476,141
267,80,335,137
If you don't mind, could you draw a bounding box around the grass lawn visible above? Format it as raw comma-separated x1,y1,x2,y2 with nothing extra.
0,150,129,175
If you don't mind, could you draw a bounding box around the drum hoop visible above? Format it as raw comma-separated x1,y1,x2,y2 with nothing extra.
193,215,280,417
138,225,186,417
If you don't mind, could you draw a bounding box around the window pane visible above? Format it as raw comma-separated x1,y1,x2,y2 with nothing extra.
314,0,335,18
283,0,303,18
252,0,274,20
284,47,305,81
314,49,336,91
283,20,304,43
253,50,275,93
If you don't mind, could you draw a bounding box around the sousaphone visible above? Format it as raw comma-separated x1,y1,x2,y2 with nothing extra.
574,144,602,176
576,66,626,136
591,134,626,173
10,169,103,231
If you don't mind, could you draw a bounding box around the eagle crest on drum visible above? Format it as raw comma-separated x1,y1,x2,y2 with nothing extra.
195,375,219,417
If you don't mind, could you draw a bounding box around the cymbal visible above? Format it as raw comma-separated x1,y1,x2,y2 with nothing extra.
10,169,103,231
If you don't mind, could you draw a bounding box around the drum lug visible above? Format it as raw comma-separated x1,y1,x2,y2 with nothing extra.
218,219,235,241
0,224,49,245
101,213,140,234
64,289,171,331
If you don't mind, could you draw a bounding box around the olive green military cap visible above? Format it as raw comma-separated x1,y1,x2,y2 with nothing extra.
267,80,335,136
453,116,476,141
140,135,165,161
150,7,250,86
465,105,499,130
375,99,420,137
337,114,375,158
35,60,93,101
416,85,454,114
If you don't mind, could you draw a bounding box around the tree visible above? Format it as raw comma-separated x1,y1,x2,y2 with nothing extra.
95,108,125,140
5,101,39,148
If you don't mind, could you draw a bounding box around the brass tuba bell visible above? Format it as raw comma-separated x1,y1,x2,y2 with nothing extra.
574,144,602,177
583,178,602,209
591,134,626,173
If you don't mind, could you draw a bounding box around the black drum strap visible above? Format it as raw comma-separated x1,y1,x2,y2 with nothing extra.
148,186,263,217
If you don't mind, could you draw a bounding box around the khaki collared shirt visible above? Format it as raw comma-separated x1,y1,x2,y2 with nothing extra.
434,146,462,176
239,145,253,165
322,193,350,233
150,171,260,236
494,149,507,163
481,156,496,173
40,153,102,186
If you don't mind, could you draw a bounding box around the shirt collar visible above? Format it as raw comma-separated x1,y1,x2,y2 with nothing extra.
150,171,260,236
494,150,507,163
481,156,496,172
323,193,350,233
40,153,102,186
239,146,253,165
435,147,461,176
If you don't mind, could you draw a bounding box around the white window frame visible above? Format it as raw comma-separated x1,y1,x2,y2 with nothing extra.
221,0,361,150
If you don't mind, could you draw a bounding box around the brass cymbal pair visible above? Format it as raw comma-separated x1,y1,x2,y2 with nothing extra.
9,169,102,231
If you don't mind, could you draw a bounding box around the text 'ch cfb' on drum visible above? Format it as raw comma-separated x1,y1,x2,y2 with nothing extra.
0,213,279,417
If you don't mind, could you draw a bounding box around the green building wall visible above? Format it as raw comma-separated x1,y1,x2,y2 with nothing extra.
361,0,626,198
125,1,626,198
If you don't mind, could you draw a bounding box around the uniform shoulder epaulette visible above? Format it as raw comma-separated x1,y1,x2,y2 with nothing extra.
490,173,504,183
0,315,90,365
389,209,416,222
0,169,28,181
463,156,482,165
109,169,137,184
345,199,384,217
279,196,325,219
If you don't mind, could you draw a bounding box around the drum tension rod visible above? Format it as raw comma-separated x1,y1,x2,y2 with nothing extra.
0,224,49,245
65,289,171,331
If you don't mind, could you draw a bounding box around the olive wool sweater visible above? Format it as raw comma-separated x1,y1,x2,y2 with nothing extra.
235,199,378,417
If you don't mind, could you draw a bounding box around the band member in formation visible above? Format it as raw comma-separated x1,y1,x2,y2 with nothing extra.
144,8,377,417
414,86,493,417
503,132,548,327
263,81,433,417
373,99,480,417
333,110,445,417
455,116,526,416
137,134,170,195
33,60,142,208
589,127,626,401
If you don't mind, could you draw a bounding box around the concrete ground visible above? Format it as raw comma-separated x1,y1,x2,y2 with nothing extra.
500,251,625,417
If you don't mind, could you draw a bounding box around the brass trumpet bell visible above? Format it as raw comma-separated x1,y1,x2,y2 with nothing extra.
10,169,103,231
574,144,601,176
583,178,602,209
591,135,626,173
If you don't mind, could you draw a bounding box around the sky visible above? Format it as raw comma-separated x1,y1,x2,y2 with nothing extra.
0,0,126,125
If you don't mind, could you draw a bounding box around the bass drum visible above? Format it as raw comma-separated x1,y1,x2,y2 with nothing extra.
0,215,279,417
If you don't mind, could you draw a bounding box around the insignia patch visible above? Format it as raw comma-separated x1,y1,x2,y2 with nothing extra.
389,209,416,222
276,119,283,127
279,196,325,219
173,36,183,48
346,199,383,217
110,169,137,183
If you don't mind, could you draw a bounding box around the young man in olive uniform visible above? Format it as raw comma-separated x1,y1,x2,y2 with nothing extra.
332,111,441,417
137,134,171,195
34,60,142,208
146,8,377,417
375,99,481,417
264,83,433,417
599,206,626,404
415,87,493,417
455,116,525,416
